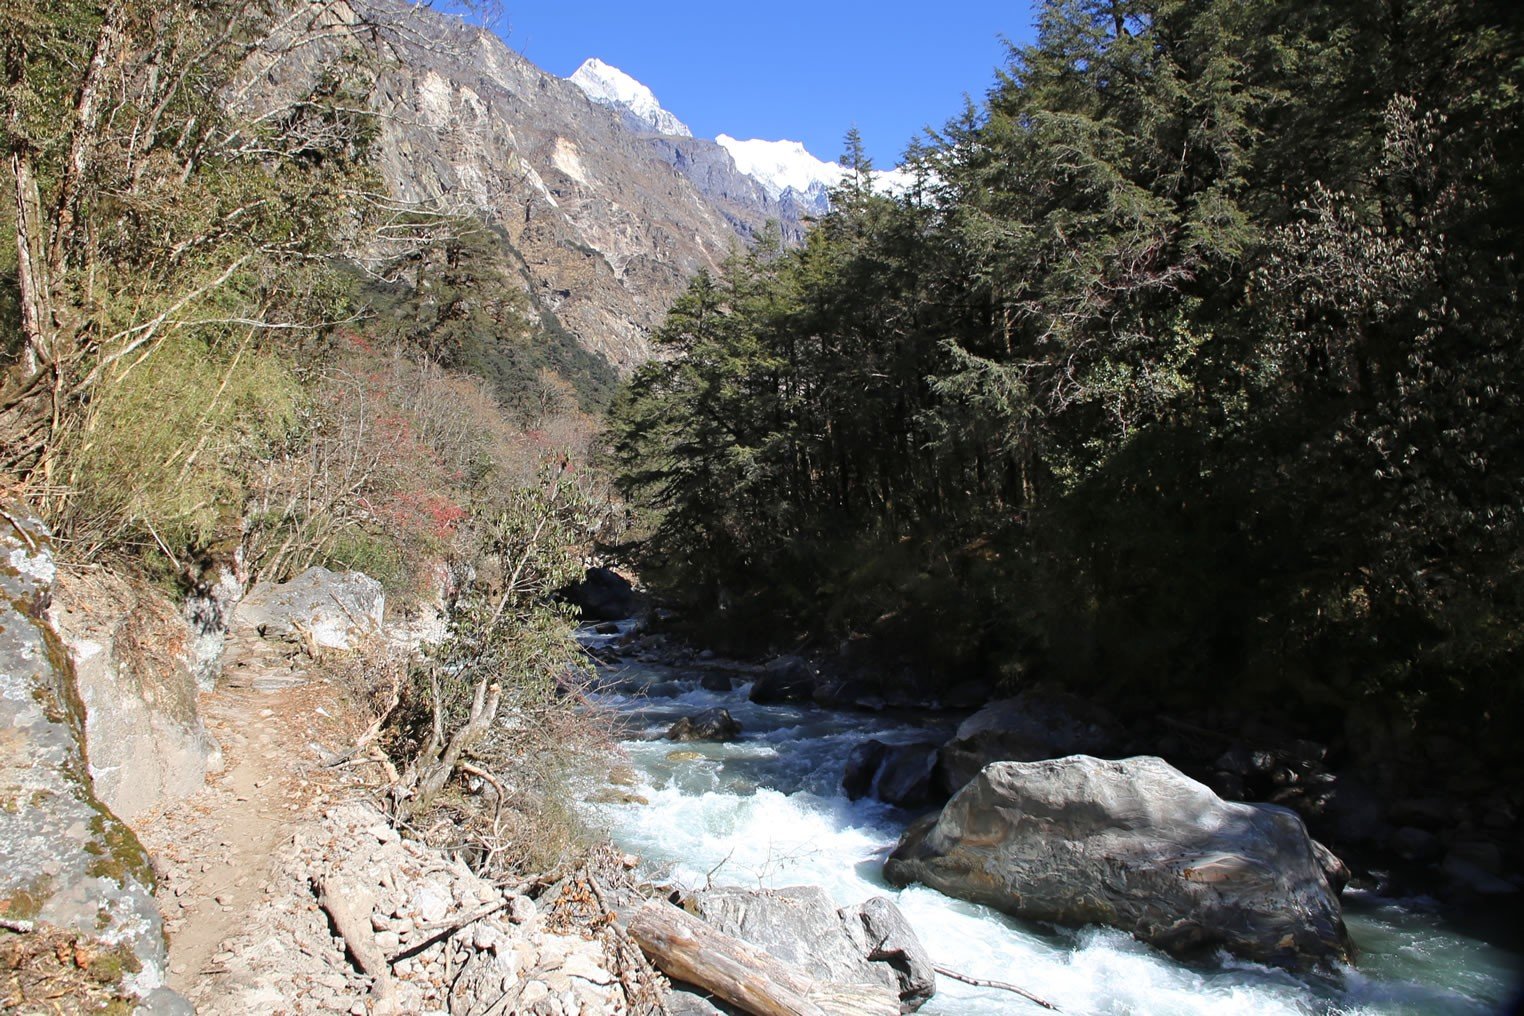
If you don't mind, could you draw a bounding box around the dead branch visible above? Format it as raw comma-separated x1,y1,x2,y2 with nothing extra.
932,964,1060,1011
386,898,512,964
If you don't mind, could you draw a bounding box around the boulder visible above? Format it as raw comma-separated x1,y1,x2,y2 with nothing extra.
885,756,1353,972
0,507,186,1011
699,673,736,693
844,740,891,801
666,708,742,743
234,566,383,650
874,745,941,809
1311,840,1351,895
934,693,1114,795
561,566,637,621
682,886,934,1011
747,655,815,704
49,573,222,822
840,896,937,1011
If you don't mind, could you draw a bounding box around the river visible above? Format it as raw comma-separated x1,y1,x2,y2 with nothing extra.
577,626,1522,1015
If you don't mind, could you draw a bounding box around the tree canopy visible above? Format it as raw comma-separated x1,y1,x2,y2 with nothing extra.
613,0,1524,786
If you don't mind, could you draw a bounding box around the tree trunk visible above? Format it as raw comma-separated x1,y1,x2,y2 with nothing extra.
625,900,899,1016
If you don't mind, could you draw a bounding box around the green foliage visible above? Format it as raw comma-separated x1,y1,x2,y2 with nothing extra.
358,226,618,420
59,333,302,557
387,464,610,835
614,0,1524,786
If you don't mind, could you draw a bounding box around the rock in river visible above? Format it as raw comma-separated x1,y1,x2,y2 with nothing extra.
682,885,935,1011
934,692,1114,796
885,755,1353,972
666,708,742,742
747,655,816,704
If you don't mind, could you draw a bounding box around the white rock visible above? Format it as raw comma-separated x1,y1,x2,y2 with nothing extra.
411,885,450,924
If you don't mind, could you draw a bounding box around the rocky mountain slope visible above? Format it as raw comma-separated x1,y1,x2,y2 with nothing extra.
248,0,807,371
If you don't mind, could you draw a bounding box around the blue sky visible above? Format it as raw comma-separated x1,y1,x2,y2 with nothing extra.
463,1,1039,167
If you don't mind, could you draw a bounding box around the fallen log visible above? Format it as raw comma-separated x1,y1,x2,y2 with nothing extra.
625,899,898,1016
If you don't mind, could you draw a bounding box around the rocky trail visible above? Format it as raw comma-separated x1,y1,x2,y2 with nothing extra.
139,672,362,1003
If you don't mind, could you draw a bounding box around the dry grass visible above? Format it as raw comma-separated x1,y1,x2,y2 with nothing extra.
0,927,139,1015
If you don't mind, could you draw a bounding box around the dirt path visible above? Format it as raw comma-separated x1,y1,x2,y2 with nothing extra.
135,674,365,1002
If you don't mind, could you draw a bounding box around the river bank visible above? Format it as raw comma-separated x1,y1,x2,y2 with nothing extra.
580,619,1524,1015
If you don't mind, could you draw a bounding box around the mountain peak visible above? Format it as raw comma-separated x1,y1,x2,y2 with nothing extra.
569,58,692,138
716,134,842,202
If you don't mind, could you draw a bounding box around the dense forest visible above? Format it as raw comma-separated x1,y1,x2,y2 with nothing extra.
612,0,1524,787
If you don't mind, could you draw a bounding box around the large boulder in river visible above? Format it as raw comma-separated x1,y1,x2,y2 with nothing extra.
666,708,742,742
885,756,1353,972
935,692,1115,795
682,886,935,1011
747,655,817,704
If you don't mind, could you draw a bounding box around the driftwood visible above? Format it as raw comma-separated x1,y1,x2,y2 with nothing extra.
313,875,394,1007
624,899,898,1016
932,964,1060,1011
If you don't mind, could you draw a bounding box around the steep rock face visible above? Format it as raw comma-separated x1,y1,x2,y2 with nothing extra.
885,756,1353,973
0,508,185,1012
248,1,795,371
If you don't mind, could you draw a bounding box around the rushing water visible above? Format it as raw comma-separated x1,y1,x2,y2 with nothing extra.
578,628,1523,1015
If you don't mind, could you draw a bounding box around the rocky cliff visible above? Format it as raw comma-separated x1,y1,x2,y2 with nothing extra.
246,0,801,372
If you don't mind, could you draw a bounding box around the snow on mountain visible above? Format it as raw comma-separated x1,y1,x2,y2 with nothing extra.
715,135,839,200
717,134,914,205
568,59,912,210
568,58,691,137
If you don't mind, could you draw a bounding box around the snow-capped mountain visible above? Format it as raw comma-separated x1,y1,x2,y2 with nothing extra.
715,135,839,213
569,59,910,216
718,135,913,208
569,58,691,137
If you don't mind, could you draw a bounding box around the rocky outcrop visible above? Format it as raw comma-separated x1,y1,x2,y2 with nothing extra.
49,573,222,823
666,709,742,743
886,756,1353,972
0,508,186,1012
245,0,801,373
681,886,935,1012
843,740,941,809
233,566,384,652
934,693,1115,795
